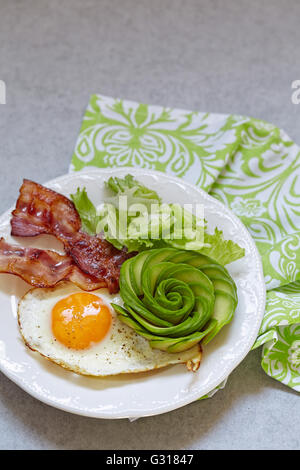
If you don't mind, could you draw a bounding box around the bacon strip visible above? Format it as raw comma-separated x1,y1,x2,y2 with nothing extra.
11,179,81,239
10,179,134,292
0,238,107,291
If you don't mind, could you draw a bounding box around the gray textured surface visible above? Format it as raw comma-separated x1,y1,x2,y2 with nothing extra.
0,0,299,450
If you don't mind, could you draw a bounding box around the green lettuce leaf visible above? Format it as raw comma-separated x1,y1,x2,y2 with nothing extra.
96,200,206,253
106,174,161,210
70,175,245,266
201,228,245,265
70,187,100,235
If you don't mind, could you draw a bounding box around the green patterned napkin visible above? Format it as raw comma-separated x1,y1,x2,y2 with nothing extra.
71,94,300,392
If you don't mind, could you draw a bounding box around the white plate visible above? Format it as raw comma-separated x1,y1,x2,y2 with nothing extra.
0,168,266,419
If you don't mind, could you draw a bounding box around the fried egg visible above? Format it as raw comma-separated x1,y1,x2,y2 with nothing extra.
18,282,201,376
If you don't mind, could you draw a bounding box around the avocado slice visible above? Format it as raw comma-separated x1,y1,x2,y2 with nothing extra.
119,259,172,327
129,250,152,296
142,262,195,324
149,320,217,353
113,246,238,353
169,251,212,268
202,292,236,344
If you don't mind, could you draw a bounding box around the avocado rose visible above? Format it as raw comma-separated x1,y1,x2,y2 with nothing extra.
111,248,238,353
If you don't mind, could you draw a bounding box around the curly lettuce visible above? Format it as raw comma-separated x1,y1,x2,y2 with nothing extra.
70,175,245,266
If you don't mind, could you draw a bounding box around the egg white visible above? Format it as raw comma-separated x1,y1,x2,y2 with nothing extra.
18,282,201,376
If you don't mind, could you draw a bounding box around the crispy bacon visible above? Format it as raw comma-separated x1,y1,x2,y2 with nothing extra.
0,238,107,291
11,179,81,239
10,179,134,292
64,231,130,281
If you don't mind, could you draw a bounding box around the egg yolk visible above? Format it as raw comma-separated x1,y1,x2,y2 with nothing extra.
52,293,111,350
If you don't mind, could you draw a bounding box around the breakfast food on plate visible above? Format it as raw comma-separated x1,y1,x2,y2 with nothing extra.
18,282,201,375
10,179,133,293
0,238,111,291
0,174,244,376
112,247,237,352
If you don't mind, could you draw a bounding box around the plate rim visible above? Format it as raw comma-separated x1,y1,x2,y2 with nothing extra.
0,167,266,419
